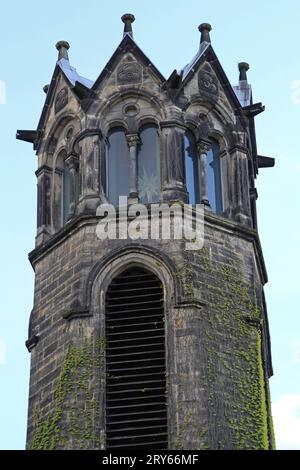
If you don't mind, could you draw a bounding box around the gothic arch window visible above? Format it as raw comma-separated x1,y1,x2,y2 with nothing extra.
105,266,168,449
184,132,223,214
184,131,199,204
62,157,70,224
206,140,223,214
137,124,160,204
59,150,79,226
107,127,130,205
106,124,161,205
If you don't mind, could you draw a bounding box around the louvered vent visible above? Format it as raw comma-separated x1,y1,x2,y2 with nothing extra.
105,267,168,449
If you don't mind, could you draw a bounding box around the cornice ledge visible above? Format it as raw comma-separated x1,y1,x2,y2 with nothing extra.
204,211,268,284
29,209,268,285
29,214,98,269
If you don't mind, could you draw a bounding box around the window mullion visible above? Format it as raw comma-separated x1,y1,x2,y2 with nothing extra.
126,133,140,204
197,140,211,207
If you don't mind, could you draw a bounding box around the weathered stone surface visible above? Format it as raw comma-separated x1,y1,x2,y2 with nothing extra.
19,19,274,450
26,212,274,449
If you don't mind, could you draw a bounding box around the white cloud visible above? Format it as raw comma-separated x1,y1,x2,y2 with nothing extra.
272,394,300,449
291,80,300,105
0,340,6,365
0,80,6,105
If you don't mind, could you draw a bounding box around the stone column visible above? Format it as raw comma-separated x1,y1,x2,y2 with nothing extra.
219,148,230,217
52,166,63,232
77,132,101,215
65,154,79,219
232,149,252,226
197,139,211,207
35,165,52,246
126,133,140,204
161,122,188,203
227,131,252,226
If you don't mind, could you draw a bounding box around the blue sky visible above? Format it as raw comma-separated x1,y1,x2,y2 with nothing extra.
0,0,299,449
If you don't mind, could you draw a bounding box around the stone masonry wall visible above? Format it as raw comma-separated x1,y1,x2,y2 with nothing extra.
26,213,275,449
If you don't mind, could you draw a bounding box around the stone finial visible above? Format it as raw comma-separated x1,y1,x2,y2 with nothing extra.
55,40,70,60
198,23,212,44
121,13,135,38
238,62,250,82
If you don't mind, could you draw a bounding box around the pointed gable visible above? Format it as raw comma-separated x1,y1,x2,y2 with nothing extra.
91,34,165,95
33,65,81,152
179,44,244,121
31,43,93,152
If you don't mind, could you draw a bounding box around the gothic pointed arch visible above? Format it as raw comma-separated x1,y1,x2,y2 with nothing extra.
105,265,168,449
86,244,179,310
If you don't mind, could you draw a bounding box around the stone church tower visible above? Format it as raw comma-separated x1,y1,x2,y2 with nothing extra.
17,14,275,449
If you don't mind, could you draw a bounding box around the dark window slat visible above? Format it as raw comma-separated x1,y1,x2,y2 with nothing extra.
106,267,167,449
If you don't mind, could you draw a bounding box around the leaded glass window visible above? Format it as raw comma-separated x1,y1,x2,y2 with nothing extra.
137,125,160,204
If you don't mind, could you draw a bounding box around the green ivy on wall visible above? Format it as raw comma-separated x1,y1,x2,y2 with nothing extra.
29,335,105,450
195,247,275,450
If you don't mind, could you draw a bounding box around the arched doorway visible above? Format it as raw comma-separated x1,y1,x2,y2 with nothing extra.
105,267,168,449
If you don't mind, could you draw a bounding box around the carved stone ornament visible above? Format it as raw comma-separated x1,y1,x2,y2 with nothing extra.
55,87,68,113
126,134,140,148
197,139,211,155
232,131,247,147
123,103,140,117
117,62,142,85
79,134,100,194
198,65,218,97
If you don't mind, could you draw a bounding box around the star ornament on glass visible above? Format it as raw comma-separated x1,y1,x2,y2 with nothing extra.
138,170,160,203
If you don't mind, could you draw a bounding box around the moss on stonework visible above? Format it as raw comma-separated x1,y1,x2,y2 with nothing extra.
174,259,194,297
266,381,276,449
174,409,193,450
199,428,209,450
187,247,276,449
29,335,105,450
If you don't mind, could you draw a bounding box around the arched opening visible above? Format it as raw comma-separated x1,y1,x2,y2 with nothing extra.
107,127,130,205
184,131,199,204
184,132,223,213
137,124,160,203
206,140,222,214
62,158,70,224
60,152,79,226
105,266,168,449
53,149,68,229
